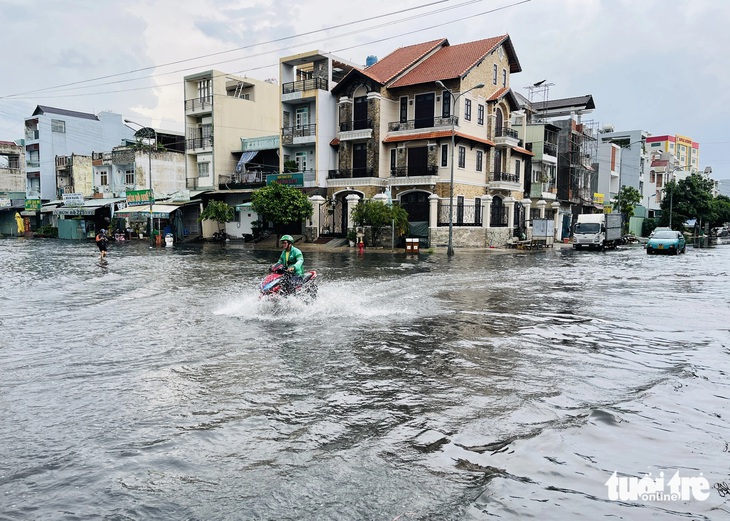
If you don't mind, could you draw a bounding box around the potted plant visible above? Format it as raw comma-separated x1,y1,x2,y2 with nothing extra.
346,229,357,247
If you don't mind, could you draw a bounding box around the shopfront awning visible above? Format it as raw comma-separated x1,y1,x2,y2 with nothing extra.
115,204,182,219
54,203,107,216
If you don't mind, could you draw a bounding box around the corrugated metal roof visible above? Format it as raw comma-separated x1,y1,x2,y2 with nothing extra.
32,105,99,121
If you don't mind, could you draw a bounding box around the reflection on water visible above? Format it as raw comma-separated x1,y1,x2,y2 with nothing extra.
1,239,729,519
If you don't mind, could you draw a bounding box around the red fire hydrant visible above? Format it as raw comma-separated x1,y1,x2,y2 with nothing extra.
358,240,364,254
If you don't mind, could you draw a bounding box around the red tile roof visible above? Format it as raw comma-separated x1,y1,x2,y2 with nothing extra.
512,146,534,156
365,39,446,83
390,36,508,88
330,138,340,146
383,130,495,147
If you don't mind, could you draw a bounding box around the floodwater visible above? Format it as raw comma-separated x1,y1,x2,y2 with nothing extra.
1,238,729,520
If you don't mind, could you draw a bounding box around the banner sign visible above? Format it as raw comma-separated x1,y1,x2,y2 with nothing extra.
126,189,154,206
62,193,85,206
266,173,304,187
25,198,41,212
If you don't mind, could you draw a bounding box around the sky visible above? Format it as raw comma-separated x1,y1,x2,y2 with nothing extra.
1,0,729,187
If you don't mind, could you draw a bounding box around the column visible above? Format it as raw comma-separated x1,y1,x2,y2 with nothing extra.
482,194,492,228
552,201,561,242
505,197,515,230
309,195,325,239
346,193,360,230
536,199,547,218
428,193,439,229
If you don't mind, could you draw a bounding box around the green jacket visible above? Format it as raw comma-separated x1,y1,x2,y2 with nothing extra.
278,245,304,276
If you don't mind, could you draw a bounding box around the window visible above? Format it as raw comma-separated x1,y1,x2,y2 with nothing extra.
198,79,211,100
502,69,507,87
493,64,498,85
198,162,210,177
295,107,309,129
477,104,484,125
391,149,397,172
400,97,408,123
295,151,307,172
650,170,655,183
464,99,472,121
441,144,448,167
515,159,521,179
125,169,135,185
475,197,482,224
458,146,466,168
476,150,483,171
8,155,19,169
442,90,451,118
100,170,108,185
51,119,65,133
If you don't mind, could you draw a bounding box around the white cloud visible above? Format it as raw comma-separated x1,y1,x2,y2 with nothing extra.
1,0,729,171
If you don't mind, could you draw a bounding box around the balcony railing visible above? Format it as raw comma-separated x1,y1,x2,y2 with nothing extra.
185,96,213,112
495,126,518,139
282,77,328,94
186,177,199,189
25,130,39,140
186,137,214,149
339,119,373,132
26,161,40,169
544,142,558,156
391,165,438,177
490,171,519,183
388,116,455,132
328,168,374,179
282,124,316,138
56,156,70,168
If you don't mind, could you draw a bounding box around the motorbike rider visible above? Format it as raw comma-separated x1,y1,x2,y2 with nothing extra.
277,234,304,292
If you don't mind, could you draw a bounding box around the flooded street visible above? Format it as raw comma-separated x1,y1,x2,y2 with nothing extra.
1,238,729,520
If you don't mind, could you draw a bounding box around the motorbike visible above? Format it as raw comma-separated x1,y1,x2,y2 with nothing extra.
258,263,318,300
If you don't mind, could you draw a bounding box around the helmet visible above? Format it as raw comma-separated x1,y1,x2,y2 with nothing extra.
280,234,294,243
99,229,106,234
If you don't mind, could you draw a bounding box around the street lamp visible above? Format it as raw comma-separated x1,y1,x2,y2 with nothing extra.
124,119,157,247
435,80,485,256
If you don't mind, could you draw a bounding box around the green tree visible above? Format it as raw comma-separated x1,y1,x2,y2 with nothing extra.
660,174,715,230
613,185,641,232
197,200,234,236
711,195,730,227
351,200,410,245
250,182,313,237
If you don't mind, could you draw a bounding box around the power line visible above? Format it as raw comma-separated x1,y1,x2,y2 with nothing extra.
0,0,472,99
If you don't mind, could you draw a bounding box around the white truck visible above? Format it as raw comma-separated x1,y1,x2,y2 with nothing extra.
573,213,623,251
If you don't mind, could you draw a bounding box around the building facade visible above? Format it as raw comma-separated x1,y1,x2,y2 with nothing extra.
24,106,135,201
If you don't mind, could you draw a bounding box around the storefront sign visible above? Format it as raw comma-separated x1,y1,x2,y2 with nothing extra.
127,189,154,206
266,173,304,187
62,193,85,206
25,198,41,212
593,193,604,204
0,198,10,208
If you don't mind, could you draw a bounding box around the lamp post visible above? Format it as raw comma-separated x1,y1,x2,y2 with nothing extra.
124,119,157,247
436,80,485,257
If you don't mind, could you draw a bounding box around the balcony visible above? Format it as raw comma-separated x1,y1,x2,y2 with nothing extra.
388,116,455,132
489,170,520,191
186,136,214,151
219,170,268,189
26,161,40,169
282,77,328,102
282,124,316,145
185,96,213,114
544,142,558,157
494,126,520,148
338,119,373,141
25,129,39,141
327,168,374,179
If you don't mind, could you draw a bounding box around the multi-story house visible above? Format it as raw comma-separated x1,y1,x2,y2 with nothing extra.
322,35,531,247
183,71,279,193
23,106,134,201
596,129,648,212
55,154,93,199
521,95,596,240
279,51,358,191
0,140,26,236
646,134,700,174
